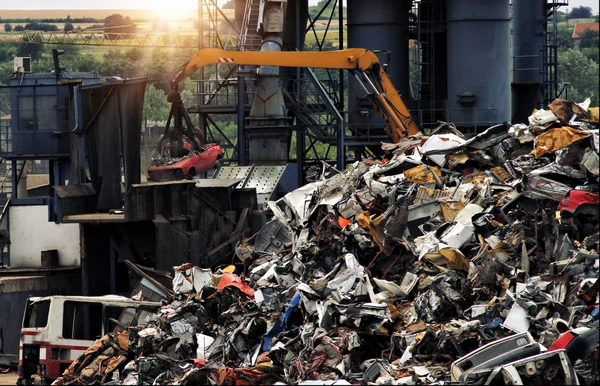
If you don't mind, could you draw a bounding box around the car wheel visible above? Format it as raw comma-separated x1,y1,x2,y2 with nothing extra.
575,205,598,239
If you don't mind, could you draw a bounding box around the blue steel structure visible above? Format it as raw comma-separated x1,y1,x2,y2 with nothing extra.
0,74,101,266
511,0,568,123
512,0,548,123
2,74,102,195
446,0,511,126
347,0,413,135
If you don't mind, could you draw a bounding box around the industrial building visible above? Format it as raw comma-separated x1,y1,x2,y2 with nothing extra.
2,0,596,382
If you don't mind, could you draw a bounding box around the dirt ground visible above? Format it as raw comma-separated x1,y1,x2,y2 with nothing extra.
0,371,18,385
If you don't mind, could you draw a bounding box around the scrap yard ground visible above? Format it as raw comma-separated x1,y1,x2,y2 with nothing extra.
0,372,19,385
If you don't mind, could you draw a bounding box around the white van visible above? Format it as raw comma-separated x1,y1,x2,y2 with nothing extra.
18,295,161,384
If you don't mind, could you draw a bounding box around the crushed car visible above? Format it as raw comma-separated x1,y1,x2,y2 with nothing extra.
148,142,223,181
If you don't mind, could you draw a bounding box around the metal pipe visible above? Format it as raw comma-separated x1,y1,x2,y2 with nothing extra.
110,242,116,294
10,160,16,199
361,72,380,95
50,161,57,198
237,72,246,165
198,0,204,50
81,226,89,296
353,73,370,94
338,0,344,111
337,117,345,171
296,0,305,185
197,0,206,141
73,86,86,184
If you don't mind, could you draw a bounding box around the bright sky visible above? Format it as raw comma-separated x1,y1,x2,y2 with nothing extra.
0,0,201,10
0,0,598,14
567,0,600,15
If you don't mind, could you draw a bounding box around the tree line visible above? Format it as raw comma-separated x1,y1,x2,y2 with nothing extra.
0,17,100,24
555,7,599,105
0,41,206,121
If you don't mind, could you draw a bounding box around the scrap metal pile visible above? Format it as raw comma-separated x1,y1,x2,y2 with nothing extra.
55,98,599,385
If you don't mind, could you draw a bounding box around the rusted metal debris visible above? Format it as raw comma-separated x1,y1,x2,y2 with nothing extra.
53,98,599,385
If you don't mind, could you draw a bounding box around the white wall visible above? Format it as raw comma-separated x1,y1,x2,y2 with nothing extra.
9,205,80,267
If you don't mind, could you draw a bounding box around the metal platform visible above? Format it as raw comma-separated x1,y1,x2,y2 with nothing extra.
61,213,126,223
213,164,294,206
213,166,254,184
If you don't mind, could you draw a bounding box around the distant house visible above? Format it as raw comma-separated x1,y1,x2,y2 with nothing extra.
572,22,600,39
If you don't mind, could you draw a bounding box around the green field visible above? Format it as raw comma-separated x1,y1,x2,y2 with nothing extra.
558,17,596,28
0,9,190,20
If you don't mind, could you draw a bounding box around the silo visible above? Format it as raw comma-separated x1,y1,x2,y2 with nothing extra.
446,0,511,127
347,0,412,129
512,0,546,123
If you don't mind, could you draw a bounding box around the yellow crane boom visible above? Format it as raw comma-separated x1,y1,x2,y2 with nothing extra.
171,48,421,142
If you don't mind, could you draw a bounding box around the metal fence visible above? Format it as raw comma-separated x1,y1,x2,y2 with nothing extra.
0,118,10,156
415,107,499,135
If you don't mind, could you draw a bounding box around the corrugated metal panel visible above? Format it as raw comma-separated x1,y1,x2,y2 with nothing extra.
413,186,451,205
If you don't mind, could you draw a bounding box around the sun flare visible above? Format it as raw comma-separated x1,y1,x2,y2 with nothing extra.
147,0,198,20
147,0,197,10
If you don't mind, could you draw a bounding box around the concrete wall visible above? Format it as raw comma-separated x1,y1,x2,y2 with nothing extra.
9,205,81,267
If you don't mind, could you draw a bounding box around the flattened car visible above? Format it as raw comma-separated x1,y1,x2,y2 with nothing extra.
148,143,223,180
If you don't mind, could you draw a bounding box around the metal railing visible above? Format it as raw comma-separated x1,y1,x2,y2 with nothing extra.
285,69,342,143
0,122,11,155
237,35,262,52
0,85,73,157
0,195,10,266
512,53,543,78
0,30,201,48
194,76,257,107
0,29,263,50
239,0,262,51
0,131,70,157
415,107,499,135
544,0,568,105
0,166,12,216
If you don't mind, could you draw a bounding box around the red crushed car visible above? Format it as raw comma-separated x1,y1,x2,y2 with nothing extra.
148,143,223,181
557,187,599,214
